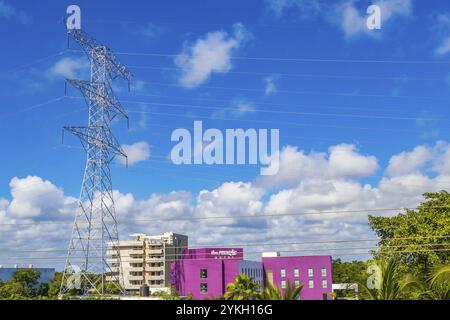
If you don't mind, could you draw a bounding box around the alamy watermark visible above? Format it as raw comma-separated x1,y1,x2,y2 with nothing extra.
66,5,81,30
367,4,382,30
66,264,82,290
366,264,381,289
170,121,280,176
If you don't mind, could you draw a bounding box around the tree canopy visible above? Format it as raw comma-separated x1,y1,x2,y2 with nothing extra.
0,269,45,299
368,191,450,276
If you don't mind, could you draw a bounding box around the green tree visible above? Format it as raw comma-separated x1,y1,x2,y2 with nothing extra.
0,282,30,299
224,274,260,300
333,259,368,284
10,269,41,294
333,259,369,299
0,270,42,299
368,191,450,276
47,272,63,298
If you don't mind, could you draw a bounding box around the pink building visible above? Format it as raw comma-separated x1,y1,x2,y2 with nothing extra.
262,253,333,300
171,248,333,300
171,248,263,300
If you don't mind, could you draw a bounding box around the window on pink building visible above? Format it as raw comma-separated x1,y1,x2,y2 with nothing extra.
308,279,314,288
281,280,286,289
200,269,207,279
200,283,208,294
322,280,328,288
294,280,300,288
281,269,286,277
308,268,313,277
294,268,299,277
321,268,327,277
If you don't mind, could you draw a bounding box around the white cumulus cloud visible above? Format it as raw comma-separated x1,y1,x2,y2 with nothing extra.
48,57,89,79
175,23,252,88
120,141,151,166
7,176,77,220
257,144,378,189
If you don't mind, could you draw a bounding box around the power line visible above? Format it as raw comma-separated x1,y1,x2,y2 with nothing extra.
122,161,450,187
65,96,428,133
0,96,66,118
4,244,450,260
1,247,450,264
124,108,426,133
0,206,448,227
67,49,450,65
128,65,443,81
0,51,65,77
122,100,442,122
81,120,419,148
2,235,450,254
125,81,449,100
126,91,444,113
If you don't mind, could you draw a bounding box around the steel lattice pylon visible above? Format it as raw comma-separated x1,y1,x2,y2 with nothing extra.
59,27,132,296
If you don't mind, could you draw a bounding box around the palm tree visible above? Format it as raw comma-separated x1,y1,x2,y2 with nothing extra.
259,281,282,300
259,281,303,300
407,264,450,300
283,281,303,300
224,274,260,300
429,264,450,286
361,259,415,300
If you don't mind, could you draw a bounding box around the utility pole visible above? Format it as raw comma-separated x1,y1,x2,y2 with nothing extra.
59,26,132,296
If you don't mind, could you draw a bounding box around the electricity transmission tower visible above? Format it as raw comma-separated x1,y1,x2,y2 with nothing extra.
59,26,132,296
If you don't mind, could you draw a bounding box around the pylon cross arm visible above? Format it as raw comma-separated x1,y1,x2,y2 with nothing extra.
63,125,128,161
67,28,133,82
66,79,128,124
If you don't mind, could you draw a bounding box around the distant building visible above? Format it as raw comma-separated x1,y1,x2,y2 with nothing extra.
332,283,359,300
262,252,333,300
171,248,263,300
108,232,188,294
0,265,55,284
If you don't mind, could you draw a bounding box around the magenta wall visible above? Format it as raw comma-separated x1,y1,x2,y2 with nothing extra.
262,255,333,300
170,248,242,299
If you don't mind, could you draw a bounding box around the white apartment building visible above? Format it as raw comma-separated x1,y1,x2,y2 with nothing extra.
108,232,188,293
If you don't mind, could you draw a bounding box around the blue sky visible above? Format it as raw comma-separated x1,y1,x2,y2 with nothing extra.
1,0,450,265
